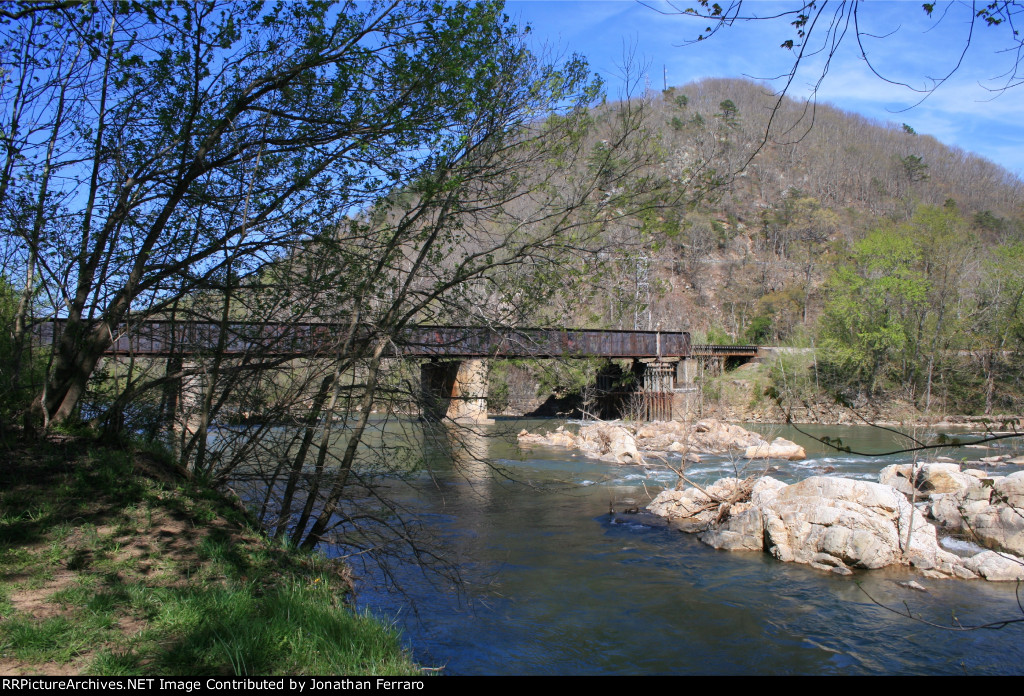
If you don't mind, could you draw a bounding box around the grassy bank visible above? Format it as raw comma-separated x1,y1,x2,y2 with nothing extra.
0,435,420,676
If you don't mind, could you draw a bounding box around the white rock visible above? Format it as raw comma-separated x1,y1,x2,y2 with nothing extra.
760,477,946,570
962,551,1024,582
744,437,807,461
917,463,972,495
750,476,787,508
879,464,916,496
698,505,764,551
994,471,1024,508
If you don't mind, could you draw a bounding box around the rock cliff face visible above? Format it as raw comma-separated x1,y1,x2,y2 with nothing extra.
648,469,1024,582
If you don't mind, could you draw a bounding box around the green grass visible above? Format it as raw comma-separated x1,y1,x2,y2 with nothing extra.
130,582,417,676
0,437,421,676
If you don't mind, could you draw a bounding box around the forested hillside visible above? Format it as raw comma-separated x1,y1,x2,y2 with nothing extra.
568,78,1024,414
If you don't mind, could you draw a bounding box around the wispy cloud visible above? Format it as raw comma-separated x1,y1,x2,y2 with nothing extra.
507,0,1024,174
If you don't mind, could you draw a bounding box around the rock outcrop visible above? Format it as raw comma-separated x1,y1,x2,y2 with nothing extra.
517,419,797,464
743,437,807,461
647,472,1024,582
880,463,1024,558
518,423,642,464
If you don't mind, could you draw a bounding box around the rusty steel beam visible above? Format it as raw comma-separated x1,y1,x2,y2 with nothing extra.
35,320,694,360
690,343,759,357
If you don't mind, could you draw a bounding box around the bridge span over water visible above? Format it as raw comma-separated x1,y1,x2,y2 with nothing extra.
37,320,757,422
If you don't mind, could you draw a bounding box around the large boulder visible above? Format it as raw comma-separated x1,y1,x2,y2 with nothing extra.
648,478,749,533
996,470,1024,508
517,426,576,449
649,473,1024,581
879,463,916,496
744,437,806,461
923,471,1024,557
634,419,765,454
518,424,643,464
758,477,958,571
961,550,1024,582
689,420,766,453
577,424,643,464
648,487,716,532
698,503,765,551
878,462,972,497
518,419,768,464
917,464,973,495
965,503,1024,558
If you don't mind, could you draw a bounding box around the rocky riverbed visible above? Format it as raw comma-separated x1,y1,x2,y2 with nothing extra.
518,419,1024,582
517,419,807,464
647,465,1024,582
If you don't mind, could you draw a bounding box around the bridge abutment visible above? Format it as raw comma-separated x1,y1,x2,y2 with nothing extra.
421,359,493,424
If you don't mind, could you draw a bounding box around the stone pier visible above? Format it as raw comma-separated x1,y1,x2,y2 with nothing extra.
420,359,493,424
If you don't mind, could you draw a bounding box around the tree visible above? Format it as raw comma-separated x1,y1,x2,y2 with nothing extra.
819,225,929,396
973,240,1024,413
3,0,665,560
0,0,629,428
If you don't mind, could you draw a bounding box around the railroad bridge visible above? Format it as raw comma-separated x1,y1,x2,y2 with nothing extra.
37,320,757,423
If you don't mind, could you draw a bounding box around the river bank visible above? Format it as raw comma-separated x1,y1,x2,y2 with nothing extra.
0,435,420,676
490,354,1024,428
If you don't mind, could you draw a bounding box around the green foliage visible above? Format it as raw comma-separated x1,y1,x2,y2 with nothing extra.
0,279,19,418
705,326,733,345
137,583,416,676
899,154,929,182
756,351,822,417
716,98,739,127
984,241,1024,351
0,277,44,423
534,358,602,398
744,315,772,344
818,224,929,393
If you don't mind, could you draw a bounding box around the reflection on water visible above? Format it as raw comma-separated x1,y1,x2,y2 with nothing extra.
340,419,1024,675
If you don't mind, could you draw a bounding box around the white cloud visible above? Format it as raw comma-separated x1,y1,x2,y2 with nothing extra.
507,0,1024,175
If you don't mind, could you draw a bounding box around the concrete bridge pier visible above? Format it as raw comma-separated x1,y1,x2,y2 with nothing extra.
166,357,205,457
420,359,494,424
677,358,693,385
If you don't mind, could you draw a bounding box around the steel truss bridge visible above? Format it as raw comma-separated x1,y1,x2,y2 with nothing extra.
36,319,758,361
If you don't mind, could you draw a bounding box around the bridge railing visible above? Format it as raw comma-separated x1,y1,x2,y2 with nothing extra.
35,320,693,360
690,344,759,357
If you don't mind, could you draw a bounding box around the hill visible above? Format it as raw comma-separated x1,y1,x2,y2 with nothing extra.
502,78,1024,417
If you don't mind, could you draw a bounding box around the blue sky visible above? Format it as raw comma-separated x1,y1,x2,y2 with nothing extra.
505,1,1024,177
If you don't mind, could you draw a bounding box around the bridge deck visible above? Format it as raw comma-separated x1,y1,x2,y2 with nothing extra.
34,320,741,360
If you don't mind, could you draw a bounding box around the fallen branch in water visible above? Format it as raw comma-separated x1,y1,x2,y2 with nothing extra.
857,581,1024,631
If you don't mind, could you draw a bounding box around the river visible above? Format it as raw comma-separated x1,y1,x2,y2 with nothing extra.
335,419,1024,675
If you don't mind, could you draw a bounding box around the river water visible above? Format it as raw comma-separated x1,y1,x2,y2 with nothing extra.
338,419,1024,675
